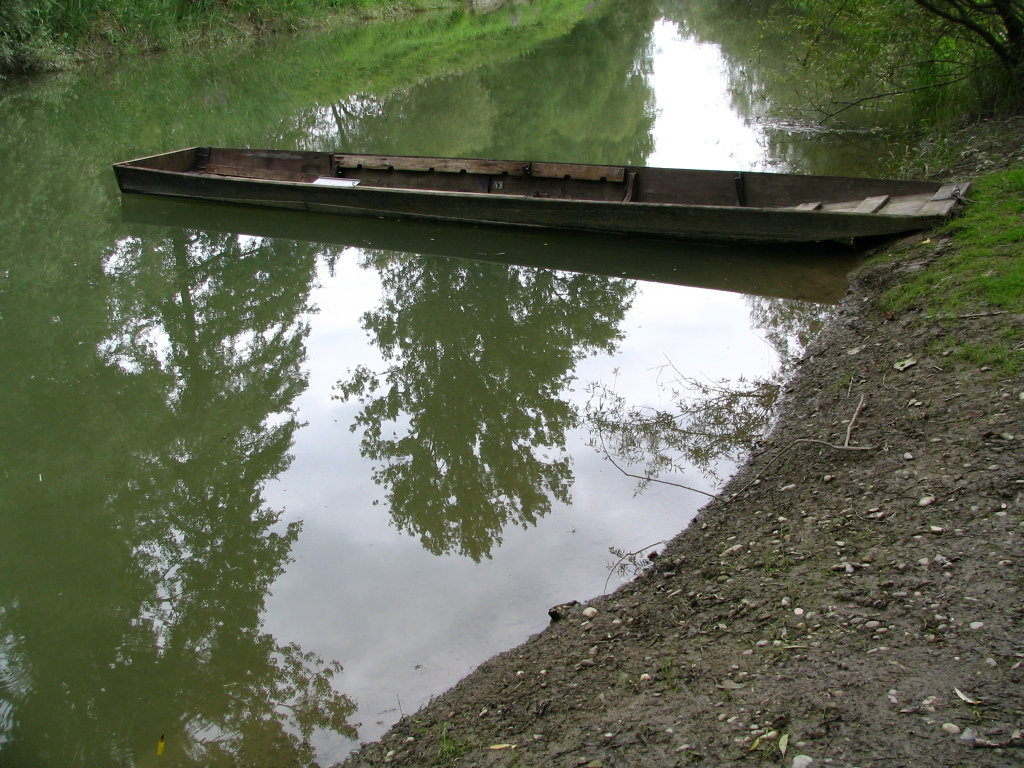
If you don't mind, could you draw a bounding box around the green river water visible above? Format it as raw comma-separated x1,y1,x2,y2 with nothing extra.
0,1,910,765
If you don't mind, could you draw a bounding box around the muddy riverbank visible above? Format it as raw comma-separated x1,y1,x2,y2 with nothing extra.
340,131,1024,768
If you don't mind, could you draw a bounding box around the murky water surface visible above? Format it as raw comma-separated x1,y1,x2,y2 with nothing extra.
0,1,890,764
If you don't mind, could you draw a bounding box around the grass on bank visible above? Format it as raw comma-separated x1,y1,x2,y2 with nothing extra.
877,164,1024,374
0,0,455,75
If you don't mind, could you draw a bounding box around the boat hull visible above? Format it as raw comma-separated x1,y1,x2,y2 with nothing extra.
114,148,967,245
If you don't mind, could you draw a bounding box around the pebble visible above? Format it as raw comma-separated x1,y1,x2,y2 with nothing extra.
639,673,652,682
960,727,977,742
941,723,961,735
904,452,914,460
864,620,881,630
918,558,931,566
969,621,984,630
794,608,805,616
792,756,814,768
919,495,936,507
582,607,598,619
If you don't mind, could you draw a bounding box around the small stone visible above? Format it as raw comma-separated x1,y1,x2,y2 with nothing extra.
756,639,769,647
904,452,914,460
864,620,881,630
792,756,815,768
794,608,805,616
823,475,833,482
639,673,652,682
941,723,961,735
919,495,936,507
969,621,984,630
844,563,855,574
582,607,598,619
918,558,931,566
960,727,977,742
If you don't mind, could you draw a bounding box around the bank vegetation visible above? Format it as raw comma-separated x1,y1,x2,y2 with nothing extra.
0,0,456,76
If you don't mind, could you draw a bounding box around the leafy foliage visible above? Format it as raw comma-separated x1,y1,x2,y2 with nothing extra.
774,0,1024,122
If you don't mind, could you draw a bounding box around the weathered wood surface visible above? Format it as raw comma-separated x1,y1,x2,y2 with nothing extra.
114,147,970,245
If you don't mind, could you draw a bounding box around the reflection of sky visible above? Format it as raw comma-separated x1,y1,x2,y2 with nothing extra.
261,18,783,765
647,20,768,171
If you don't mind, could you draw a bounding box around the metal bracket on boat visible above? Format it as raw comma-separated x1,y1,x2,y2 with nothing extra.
195,146,211,171
734,172,746,207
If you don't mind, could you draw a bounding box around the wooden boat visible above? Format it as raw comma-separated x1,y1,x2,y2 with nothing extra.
114,147,970,245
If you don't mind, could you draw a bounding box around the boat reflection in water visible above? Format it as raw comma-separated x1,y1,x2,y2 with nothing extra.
120,195,862,305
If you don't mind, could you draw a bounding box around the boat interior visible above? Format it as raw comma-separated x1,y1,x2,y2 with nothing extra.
121,147,967,217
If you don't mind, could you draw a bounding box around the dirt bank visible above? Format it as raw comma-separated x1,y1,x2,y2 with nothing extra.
340,138,1024,768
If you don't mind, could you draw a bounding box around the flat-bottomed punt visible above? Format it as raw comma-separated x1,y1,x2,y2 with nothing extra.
114,147,970,244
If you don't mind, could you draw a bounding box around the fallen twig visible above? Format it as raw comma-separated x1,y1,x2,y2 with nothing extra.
959,310,1008,319
845,394,866,447
725,437,875,503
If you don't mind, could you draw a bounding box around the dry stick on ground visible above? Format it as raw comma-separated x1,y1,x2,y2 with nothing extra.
845,393,867,447
726,396,875,503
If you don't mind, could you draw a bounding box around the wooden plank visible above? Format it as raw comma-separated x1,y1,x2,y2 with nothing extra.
855,195,890,214
531,162,626,183
795,201,822,211
333,154,529,176
916,198,960,217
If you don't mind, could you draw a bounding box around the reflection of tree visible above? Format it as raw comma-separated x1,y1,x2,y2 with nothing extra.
0,228,355,765
585,297,835,491
325,0,659,164
336,252,635,561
